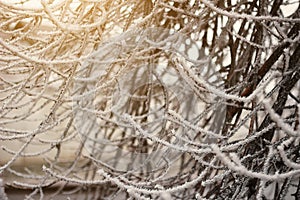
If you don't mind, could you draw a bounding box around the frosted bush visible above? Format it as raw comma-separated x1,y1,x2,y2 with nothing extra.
0,0,299,199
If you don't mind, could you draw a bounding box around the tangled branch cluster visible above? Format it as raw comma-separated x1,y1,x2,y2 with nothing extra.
0,0,299,199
